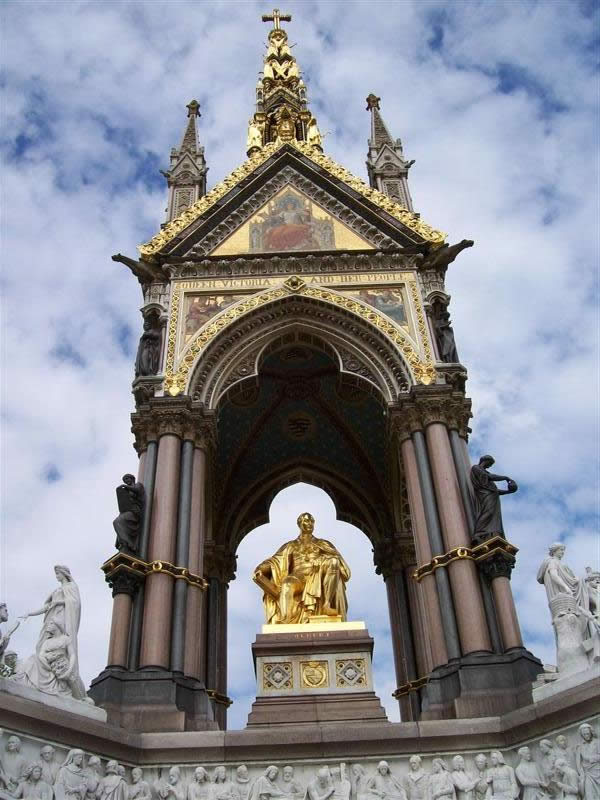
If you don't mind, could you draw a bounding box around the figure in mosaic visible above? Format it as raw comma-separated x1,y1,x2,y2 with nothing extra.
129,769,151,800
113,474,145,555
253,512,351,624
366,762,406,800
575,723,600,800
54,750,87,800
402,757,428,800
16,566,87,701
470,456,517,544
515,747,550,800
39,746,59,787
427,760,453,800
487,752,518,800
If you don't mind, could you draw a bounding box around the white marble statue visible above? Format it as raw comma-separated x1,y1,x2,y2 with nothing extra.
367,761,407,800
15,566,88,701
537,740,557,795
306,769,334,800
129,769,151,800
209,768,239,800
555,735,576,768
537,544,600,676
426,760,453,800
488,752,518,800
248,767,283,800
3,737,26,795
156,768,185,800
97,761,128,800
54,749,87,800
281,767,303,800
575,723,600,800
39,746,59,787
13,763,53,800
350,765,369,800
0,604,20,671
188,769,210,800
515,747,550,800
330,766,350,800
451,756,477,800
402,757,428,800
84,756,103,800
553,759,579,800
472,755,489,800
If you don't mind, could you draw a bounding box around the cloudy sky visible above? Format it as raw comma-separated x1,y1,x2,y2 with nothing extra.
1,0,598,730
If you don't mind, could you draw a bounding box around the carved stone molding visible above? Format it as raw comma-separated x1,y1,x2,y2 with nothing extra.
100,552,208,594
373,537,417,578
413,537,519,583
172,249,421,281
131,398,217,453
204,544,237,583
389,386,472,442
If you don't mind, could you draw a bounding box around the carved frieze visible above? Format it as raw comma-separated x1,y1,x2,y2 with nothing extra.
131,398,217,453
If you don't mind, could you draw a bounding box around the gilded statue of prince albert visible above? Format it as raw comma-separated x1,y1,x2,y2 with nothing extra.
253,513,351,624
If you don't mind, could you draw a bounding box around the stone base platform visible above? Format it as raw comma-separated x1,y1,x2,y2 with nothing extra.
88,667,218,732
0,678,107,722
532,662,600,703
246,621,387,726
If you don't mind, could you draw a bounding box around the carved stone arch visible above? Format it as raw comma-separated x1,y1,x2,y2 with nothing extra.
220,460,390,554
186,291,414,407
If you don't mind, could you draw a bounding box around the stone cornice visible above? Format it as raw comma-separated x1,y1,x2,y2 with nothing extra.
131,397,217,453
388,386,472,442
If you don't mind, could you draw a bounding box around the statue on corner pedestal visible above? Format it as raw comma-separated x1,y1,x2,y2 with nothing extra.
113,474,145,555
469,455,518,544
14,565,89,702
253,512,350,624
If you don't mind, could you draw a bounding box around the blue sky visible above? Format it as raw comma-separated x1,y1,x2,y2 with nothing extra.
1,0,598,729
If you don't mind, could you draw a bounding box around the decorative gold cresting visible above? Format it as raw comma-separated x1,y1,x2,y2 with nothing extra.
139,140,445,260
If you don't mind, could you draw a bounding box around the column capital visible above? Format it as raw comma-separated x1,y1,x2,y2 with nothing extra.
131,398,217,453
389,387,472,441
478,549,516,581
204,544,237,584
373,537,416,578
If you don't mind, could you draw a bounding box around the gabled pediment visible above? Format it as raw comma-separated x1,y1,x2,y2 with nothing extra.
138,141,445,261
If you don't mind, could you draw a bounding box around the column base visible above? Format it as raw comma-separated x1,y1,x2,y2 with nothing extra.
88,668,219,732
421,647,543,719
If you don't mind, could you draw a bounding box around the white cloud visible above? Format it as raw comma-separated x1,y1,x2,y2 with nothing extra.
1,0,598,728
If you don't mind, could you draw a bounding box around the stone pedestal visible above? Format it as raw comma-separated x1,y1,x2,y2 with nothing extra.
246,621,387,727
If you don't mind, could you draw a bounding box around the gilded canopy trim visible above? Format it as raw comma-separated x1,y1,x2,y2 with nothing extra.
138,141,446,260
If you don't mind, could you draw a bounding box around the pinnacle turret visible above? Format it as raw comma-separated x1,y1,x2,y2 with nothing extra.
162,100,208,222
246,9,322,156
365,94,414,211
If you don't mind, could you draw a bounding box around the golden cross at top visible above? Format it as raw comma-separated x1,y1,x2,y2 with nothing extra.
261,8,291,30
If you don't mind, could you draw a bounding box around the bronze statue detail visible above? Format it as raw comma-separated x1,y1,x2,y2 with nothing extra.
135,310,162,377
470,456,518,544
253,512,350,624
113,474,145,554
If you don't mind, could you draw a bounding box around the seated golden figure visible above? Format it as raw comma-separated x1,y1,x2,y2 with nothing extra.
253,512,351,624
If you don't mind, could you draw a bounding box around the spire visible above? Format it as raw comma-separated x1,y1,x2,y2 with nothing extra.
365,94,415,212
162,100,208,222
246,9,322,156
